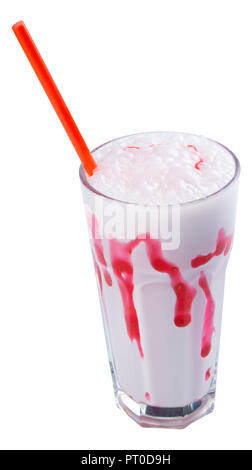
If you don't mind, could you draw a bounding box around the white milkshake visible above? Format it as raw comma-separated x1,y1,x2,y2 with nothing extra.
88,132,235,204
80,132,240,428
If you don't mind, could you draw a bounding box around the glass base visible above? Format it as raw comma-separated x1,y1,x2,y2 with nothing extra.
115,390,215,429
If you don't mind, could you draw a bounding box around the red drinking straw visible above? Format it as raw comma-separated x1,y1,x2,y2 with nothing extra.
12,21,97,176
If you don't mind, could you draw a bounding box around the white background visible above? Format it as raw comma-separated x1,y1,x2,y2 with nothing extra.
1,0,251,450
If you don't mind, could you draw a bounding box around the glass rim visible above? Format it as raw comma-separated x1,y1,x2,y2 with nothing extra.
79,131,241,207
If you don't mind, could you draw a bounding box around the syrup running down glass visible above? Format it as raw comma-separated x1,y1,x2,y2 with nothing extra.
80,132,240,428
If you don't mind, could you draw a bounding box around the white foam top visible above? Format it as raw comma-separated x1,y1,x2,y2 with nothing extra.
87,132,236,205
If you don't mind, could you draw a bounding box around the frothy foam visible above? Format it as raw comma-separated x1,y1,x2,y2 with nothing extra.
87,132,236,205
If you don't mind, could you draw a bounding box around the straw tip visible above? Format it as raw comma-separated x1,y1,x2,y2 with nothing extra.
12,20,25,32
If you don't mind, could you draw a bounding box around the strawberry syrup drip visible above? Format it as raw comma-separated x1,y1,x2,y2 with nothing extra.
199,272,215,358
126,146,140,150
145,392,151,401
93,255,103,292
187,144,204,170
91,215,112,286
187,144,198,152
109,238,144,357
195,157,204,170
137,236,197,328
109,235,197,357
205,367,211,381
191,228,233,268
90,250,111,321
224,234,233,255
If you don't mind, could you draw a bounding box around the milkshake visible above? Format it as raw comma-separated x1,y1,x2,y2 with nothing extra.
80,132,240,428
11,21,240,429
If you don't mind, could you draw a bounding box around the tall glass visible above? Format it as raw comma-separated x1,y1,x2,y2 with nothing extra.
80,132,240,428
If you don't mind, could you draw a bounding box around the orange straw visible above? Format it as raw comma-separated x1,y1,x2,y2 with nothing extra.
12,21,97,176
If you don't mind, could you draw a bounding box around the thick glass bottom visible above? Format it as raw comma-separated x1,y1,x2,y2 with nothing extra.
116,390,215,429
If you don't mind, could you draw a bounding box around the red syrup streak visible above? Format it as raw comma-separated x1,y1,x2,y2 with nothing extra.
92,253,110,321
126,146,140,150
91,215,112,286
191,228,233,268
205,367,211,381
109,238,144,358
187,144,198,152
109,235,197,357
195,157,204,170
139,236,197,328
199,272,215,358
93,255,103,292
145,392,151,401
186,144,204,170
